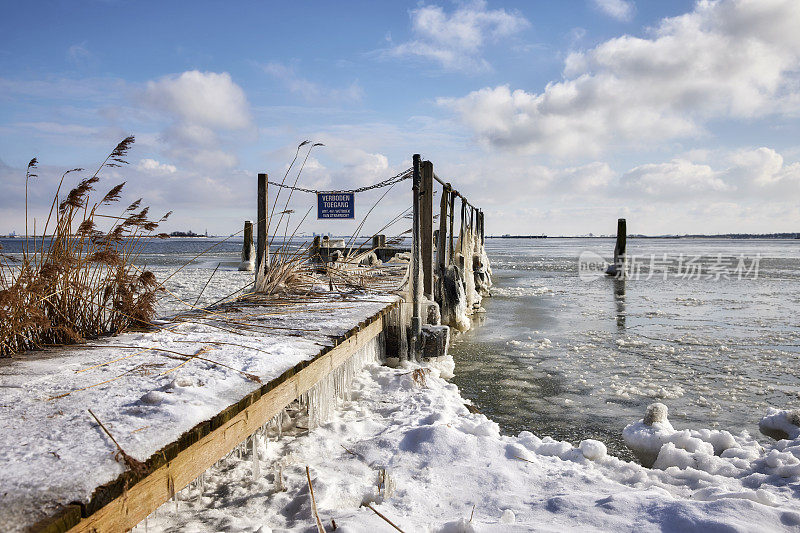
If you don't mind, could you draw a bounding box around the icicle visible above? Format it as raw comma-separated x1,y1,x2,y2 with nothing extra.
252,434,261,479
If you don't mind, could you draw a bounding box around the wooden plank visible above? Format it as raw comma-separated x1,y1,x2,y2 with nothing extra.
63,305,393,533
30,505,82,533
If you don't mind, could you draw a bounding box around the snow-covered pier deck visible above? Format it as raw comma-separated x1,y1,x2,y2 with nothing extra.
0,291,399,533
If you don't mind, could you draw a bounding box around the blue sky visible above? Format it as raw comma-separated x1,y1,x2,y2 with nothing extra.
2,0,800,236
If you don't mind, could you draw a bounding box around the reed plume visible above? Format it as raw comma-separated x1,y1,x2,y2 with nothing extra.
0,136,168,357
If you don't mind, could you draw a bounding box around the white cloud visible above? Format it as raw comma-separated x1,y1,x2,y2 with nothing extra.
143,70,251,131
726,146,800,191
141,70,253,169
388,0,529,71
262,62,363,102
621,158,731,199
618,147,800,200
442,0,800,156
136,158,177,175
592,0,634,22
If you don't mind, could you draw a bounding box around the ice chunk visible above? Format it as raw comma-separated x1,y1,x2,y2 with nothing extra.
436,518,476,533
499,509,516,524
759,407,800,440
643,402,669,426
579,439,607,461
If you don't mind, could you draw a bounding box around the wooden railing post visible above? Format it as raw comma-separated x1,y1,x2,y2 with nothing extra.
448,190,455,263
438,183,450,272
420,160,434,299
311,235,321,260
410,154,423,361
256,173,269,288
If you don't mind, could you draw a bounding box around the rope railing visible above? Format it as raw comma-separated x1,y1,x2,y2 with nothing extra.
432,172,476,210
267,168,412,195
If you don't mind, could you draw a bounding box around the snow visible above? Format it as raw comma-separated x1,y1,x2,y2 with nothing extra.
136,358,800,532
0,290,398,532
760,408,800,440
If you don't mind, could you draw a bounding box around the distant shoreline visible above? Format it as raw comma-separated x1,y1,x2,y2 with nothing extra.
488,233,800,239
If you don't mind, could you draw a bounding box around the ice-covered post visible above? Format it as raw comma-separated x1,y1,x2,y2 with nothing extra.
438,184,450,272
410,154,423,361
448,190,455,265
256,173,269,289
420,160,434,300
239,220,254,271
480,210,485,245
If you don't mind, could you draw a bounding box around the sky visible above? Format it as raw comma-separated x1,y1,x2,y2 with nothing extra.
2,0,800,237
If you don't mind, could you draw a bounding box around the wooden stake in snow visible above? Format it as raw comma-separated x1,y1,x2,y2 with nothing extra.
88,409,148,477
362,502,405,532
306,466,325,533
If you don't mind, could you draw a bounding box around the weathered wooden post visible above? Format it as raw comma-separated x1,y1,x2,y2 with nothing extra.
438,184,450,271
420,160,434,299
480,210,485,245
256,173,269,289
410,154,423,361
239,220,254,271
311,235,321,259
372,234,385,249
606,218,627,277
448,190,456,264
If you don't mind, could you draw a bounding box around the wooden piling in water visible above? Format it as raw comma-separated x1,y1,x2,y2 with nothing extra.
256,173,269,288
239,220,254,272
615,218,626,257
614,217,626,272
606,218,627,277
420,160,434,299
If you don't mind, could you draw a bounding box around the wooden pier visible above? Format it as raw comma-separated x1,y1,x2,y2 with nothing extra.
2,152,490,532
1,294,400,533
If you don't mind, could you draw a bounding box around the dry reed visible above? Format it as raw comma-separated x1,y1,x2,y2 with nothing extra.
0,136,169,357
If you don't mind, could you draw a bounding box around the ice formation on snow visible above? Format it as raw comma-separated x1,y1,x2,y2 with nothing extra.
622,401,800,505
301,335,383,428
760,408,800,441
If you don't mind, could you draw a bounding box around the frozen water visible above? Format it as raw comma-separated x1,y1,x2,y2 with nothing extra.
451,238,800,460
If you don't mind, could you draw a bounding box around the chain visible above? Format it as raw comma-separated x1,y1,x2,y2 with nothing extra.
267,168,412,195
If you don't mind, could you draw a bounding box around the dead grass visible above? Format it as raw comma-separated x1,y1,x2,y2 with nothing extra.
0,136,169,357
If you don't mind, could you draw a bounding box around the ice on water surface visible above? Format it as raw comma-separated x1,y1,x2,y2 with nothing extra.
450,238,800,459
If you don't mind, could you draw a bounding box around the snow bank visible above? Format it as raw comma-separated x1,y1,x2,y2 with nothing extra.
623,402,800,511
138,362,800,532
